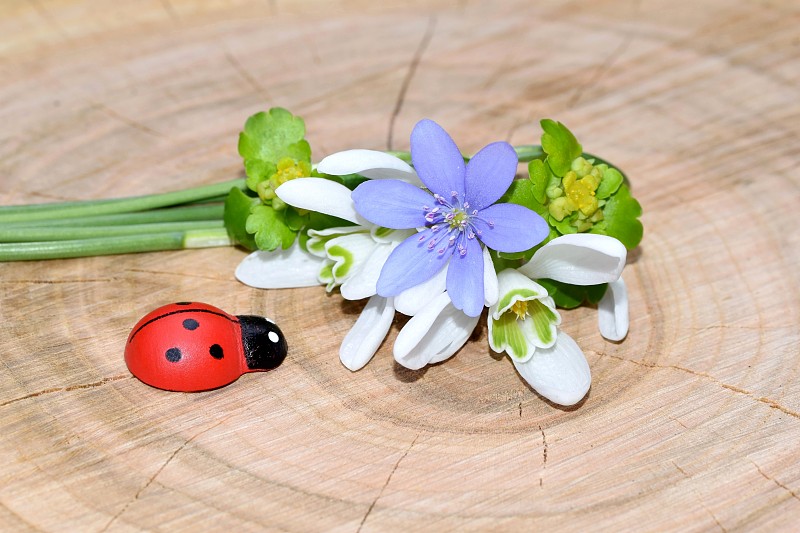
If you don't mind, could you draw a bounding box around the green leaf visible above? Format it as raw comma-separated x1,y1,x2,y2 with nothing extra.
245,205,297,251
244,159,276,192
596,167,623,199
592,183,643,249
500,179,547,217
538,279,608,309
320,172,370,191
527,160,550,204
223,187,259,250
540,119,582,177
238,108,309,163
238,108,311,191
283,206,308,232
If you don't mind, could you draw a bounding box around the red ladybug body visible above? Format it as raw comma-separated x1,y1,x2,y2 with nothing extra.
125,302,287,392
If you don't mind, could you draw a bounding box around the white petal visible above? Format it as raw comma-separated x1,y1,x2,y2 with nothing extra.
339,296,395,371
325,232,376,285
493,269,549,318
235,244,322,289
483,246,499,307
598,277,629,341
518,234,626,285
393,292,479,370
340,242,397,300
306,226,366,258
276,178,370,226
513,330,591,406
394,264,448,316
317,149,422,184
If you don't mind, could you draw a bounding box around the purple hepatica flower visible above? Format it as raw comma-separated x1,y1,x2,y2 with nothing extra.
351,119,548,317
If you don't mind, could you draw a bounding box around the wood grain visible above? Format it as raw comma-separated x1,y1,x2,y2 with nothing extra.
1,0,799,530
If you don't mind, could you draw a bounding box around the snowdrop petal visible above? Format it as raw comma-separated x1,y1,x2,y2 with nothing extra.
340,296,395,371
317,149,421,184
340,241,397,301
483,246,499,307
394,264,447,316
394,292,479,370
235,244,322,289
513,330,591,406
276,178,369,226
598,277,629,341
306,226,366,258
518,234,626,285
325,232,377,286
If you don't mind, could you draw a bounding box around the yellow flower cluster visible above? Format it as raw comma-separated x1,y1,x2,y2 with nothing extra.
257,158,312,209
546,157,605,232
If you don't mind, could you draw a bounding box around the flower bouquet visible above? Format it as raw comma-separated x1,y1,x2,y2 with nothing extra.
1,108,642,406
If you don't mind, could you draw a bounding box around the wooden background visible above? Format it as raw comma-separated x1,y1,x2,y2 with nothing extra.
1,0,799,530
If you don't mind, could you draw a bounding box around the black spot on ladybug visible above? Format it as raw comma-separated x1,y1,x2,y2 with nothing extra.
176,301,192,305
183,318,199,330
165,347,182,362
209,344,224,359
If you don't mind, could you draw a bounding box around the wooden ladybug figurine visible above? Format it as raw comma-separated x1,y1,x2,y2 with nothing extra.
125,302,287,392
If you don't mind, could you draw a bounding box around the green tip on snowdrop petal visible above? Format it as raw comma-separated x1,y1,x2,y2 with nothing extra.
488,269,561,363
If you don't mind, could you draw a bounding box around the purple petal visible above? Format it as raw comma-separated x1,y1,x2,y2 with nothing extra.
352,179,433,229
473,203,548,253
377,229,453,296
464,142,518,210
446,236,484,317
410,119,466,198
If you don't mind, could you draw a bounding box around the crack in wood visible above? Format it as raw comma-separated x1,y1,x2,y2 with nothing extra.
751,461,800,503
538,425,547,488
568,0,640,108
101,416,233,531
598,353,800,420
95,104,163,138
0,278,116,285
386,16,437,150
159,0,179,23
357,434,420,532
28,0,69,42
0,375,131,408
224,50,272,102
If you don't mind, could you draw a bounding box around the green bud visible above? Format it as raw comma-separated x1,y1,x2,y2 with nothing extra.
571,156,593,178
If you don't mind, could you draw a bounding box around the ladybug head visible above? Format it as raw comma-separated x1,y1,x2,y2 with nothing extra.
237,315,288,371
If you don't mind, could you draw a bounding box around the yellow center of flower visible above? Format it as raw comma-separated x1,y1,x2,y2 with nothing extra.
510,300,528,320
564,175,597,215
448,209,469,230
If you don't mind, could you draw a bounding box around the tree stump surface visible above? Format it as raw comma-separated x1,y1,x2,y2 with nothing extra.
1,1,798,531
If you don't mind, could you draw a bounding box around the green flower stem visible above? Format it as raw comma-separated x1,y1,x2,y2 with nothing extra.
0,228,232,262
0,221,224,242
3,204,224,228
0,179,244,223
